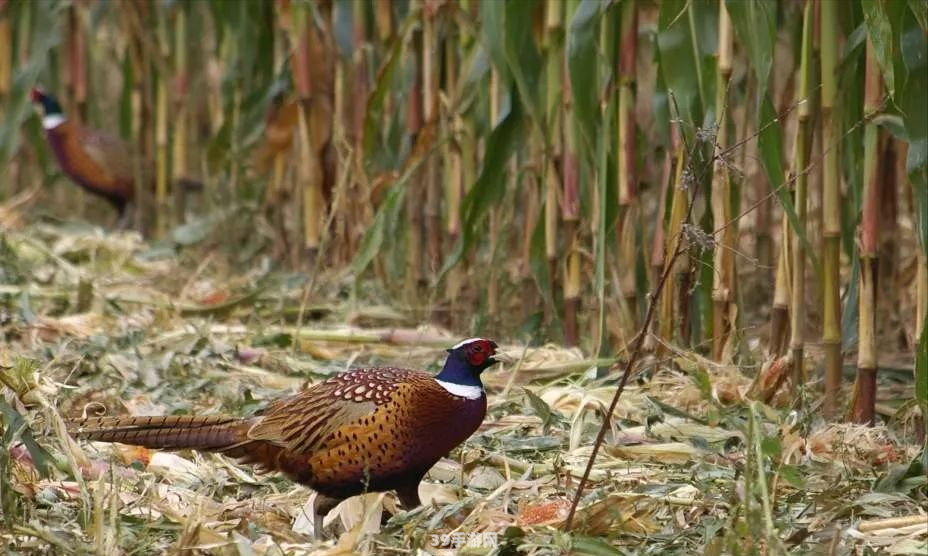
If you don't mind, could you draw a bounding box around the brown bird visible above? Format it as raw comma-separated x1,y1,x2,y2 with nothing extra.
30,87,201,230
69,338,501,536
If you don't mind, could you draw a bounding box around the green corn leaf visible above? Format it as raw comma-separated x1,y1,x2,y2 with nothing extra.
594,22,616,366
899,3,928,253
522,387,557,428
779,464,806,489
570,536,623,556
529,197,558,328
841,252,860,353
457,46,492,116
916,324,927,409
351,184,406,277
760,435,782,460
760,94,820,273
657,0,715,131
119,50,134,139
862,0,896,99
439,94,525,278
840,22,867,247
908,0,928,34
0,400,53,479
725,0,776,100
653,59,671,147
646,396,709,425
751,98,787,182
503,0,545,130
362,15,416,166
873,457,927,493
728,0,819,272
899,1,928,412
0,0,61,165
479,0,508,81
482,0,544,130
567,0,602,158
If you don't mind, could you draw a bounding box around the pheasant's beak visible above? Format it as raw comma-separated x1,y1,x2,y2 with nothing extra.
489,350,514,365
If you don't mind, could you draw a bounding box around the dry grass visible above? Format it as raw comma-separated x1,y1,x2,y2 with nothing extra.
0,221,925,556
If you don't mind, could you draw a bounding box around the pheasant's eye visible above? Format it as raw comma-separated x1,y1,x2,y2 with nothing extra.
473,345,483,352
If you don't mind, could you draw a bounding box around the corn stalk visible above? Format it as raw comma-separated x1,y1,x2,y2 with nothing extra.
0,0,10,100
659,136,688,348
172,6,189,222
290,1,334,267
543,0,563,326
124,1,153,233
522,137,541,324
487,66,502,317
67,0,86,123
820,0,842,417
647,127,674,353
423,0,442,279
770,220,790,357
404,11,424,299
154,11,170,238
851,35,883,425
445,6,470,308
561,0,581,347
711,0,735,361
789,0,816,385
615,0,638,337
918,241,927,343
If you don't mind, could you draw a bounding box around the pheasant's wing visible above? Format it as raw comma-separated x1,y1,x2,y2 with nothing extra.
78,128,139,183
300,371,480,491
246,368,424,455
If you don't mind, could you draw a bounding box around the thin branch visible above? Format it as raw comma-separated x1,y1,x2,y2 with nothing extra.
566,91,709,529
564,231,688,530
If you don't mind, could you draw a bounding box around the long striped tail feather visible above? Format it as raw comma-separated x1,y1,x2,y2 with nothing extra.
68,415,252,452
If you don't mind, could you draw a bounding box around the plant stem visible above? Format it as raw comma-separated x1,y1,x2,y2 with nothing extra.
790,0,815,386
820,0,842,418
711,0,734,361
616,0,638,336
852,34,883,425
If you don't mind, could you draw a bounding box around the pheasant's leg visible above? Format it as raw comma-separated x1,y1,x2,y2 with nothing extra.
312,494,342,540
395,482,422,511
115,202,134,231
313,513,324,540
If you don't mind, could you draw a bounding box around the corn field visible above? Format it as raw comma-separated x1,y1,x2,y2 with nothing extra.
0,0,926,554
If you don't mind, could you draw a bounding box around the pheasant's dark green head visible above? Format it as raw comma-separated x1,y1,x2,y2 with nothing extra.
31,88,66,129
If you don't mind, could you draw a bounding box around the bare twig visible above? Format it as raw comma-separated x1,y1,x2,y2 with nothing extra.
565,87,807,531
566,92,708,528
563,234,688,530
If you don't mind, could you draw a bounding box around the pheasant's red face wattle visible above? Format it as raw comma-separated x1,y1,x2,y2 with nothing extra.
30,87,43,103
465,339,497,367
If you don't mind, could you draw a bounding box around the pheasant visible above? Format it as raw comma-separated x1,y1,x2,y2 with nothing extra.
30,87,200,229
69,338,501,536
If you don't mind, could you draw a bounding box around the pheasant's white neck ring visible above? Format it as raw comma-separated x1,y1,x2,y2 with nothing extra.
42,114,66,130
435,380,483,400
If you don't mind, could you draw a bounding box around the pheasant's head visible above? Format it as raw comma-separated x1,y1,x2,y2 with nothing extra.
30,87,66,129
30,87,59,113
435,338,500,395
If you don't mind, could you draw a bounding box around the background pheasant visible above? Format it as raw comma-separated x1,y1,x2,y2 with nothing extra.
30,87,200,230
69,338,500,536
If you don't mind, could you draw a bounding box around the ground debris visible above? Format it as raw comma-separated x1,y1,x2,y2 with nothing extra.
0,225,923,555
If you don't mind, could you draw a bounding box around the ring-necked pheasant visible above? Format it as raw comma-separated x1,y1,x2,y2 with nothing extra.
30,87,200,230
69,338,501,537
